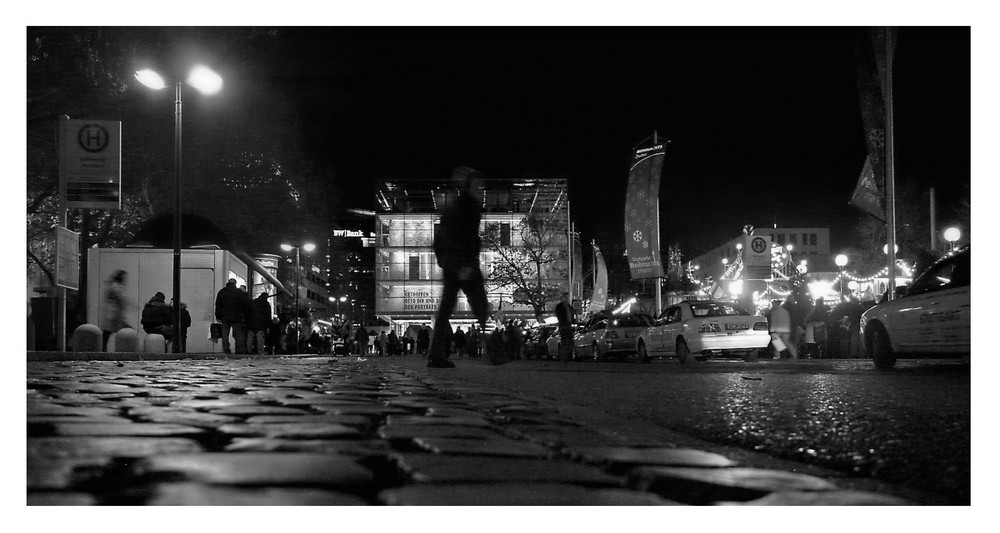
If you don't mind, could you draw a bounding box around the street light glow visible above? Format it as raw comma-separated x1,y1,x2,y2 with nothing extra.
883,244,899,254
280,244,294,252
944,227,961,243
835,254,848,267
134,69,167,90
187,65,223,94
302,243,317,252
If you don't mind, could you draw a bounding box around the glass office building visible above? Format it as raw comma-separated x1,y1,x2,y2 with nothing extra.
374,178,572,331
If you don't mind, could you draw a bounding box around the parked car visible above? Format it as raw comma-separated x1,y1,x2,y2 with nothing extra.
636,300,770,363
525,324,557,359
573,312,655,362
860,246,970,369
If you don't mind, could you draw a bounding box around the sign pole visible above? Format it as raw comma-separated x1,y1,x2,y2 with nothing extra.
57,116,69,351
652,131,661,317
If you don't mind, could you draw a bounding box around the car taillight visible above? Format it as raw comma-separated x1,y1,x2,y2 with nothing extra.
605,331,619,339
699,323,721,333
753,322,769,331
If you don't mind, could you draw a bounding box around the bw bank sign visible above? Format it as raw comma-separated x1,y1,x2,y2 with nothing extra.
59,117,122,209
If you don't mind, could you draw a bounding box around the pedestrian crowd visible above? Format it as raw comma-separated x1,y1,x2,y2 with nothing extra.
765,289,866,359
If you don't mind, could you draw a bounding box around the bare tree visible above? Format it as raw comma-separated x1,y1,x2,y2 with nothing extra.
482,213,567,320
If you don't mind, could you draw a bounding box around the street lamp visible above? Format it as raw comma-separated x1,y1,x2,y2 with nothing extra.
281,242,316,353
944,227,961,252
135,65,222,353
835,254,849,300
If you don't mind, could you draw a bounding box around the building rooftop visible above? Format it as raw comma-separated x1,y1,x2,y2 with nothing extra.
377,178,568,214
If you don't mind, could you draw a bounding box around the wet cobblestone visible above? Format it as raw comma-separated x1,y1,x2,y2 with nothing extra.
26,355,913,505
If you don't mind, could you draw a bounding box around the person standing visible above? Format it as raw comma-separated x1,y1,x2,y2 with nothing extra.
170,299,192,353
555,292,575,362
844,296,864,358
354,324,369,355
387,329,400,356
769,299,793,359
266,317,282,355
102,270,130,350
453,326,466,358
468,325,480,358
804,297,830,359
418,325,431,356
427,167,490,368
377,330,388,356
215,278,248,355
248,292,272,356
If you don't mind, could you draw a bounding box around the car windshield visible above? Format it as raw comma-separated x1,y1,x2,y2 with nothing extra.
611,315,653,327
689,302,748,317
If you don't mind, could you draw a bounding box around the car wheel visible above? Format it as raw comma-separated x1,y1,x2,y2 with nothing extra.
676,339,690,364
744,350,758,362
868,323,896,369
637,341,650,364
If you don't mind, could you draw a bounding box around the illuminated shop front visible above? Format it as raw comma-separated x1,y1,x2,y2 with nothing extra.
374,178,571,331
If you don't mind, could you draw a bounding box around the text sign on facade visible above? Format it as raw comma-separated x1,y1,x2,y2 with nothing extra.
55,226,80,290
60,118,122,209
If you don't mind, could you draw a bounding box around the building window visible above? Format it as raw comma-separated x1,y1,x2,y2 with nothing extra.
789,234,797,245
776,234,785,245
500,223,512,246
409,256,420,281
802,232,808,244
810,233,817,246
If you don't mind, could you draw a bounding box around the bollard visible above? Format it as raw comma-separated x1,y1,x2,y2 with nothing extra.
143,333,166,353
71,324,102,353
114,328,141,353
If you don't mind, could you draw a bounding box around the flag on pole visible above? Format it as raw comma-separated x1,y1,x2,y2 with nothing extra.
624,142,666,279
851,27,897,222
590,243,608,313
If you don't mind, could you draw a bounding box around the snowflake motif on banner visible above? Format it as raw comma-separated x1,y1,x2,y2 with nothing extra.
637,189,647,200
642,241,649,249
633,230,643,242
868,128,885,149
597,288,604,297
625,220,632,232
647,198,656,209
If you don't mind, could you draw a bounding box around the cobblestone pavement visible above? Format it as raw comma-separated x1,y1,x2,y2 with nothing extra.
26,354,915,506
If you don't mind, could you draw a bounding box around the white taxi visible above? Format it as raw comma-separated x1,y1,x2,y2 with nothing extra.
860,246,970,369
636,300,770,363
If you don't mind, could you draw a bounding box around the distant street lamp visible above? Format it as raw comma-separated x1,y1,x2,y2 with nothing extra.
883,244,899,255
135,65,222,353
944,227,961,252
281,242,316,353
835,254,849,299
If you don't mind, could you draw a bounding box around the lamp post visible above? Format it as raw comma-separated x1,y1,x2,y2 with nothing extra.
135,66,222,353
281,242,316,353
944,227,961,252
835,254,849,300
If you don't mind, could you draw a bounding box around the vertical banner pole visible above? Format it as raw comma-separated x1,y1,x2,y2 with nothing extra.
884,28,897,301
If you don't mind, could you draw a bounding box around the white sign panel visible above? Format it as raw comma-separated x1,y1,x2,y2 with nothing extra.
61,118,122,209
55,226,80,290
744,235,772,280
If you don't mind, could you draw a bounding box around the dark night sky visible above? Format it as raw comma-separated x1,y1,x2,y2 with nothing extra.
253,27,969,257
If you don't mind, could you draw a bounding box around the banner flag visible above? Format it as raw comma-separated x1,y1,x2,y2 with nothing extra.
850,155,885,221
624,143,666,279
590,243,608,313
852,27,897,222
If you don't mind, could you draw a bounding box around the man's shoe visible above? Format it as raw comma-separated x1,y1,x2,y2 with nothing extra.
427,358,456,369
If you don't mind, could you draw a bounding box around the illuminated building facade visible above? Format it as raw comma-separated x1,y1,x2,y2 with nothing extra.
374,178,572,331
